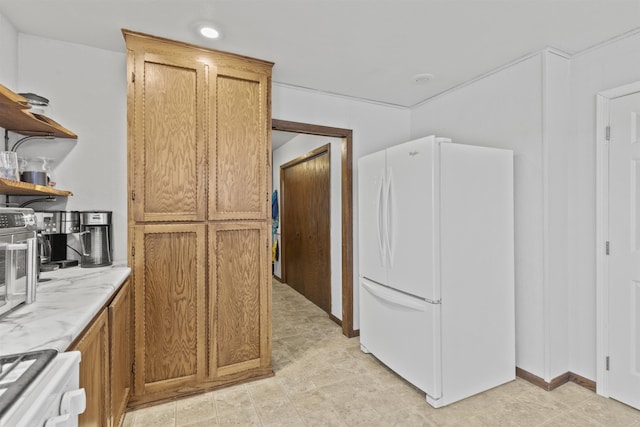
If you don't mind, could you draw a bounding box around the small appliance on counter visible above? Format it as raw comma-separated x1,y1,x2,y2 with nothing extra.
34,211,80,270
0,208,38,318
79,211,112,268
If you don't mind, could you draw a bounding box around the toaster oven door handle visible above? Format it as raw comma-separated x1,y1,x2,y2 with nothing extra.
26,238,37,303
6,240,37,303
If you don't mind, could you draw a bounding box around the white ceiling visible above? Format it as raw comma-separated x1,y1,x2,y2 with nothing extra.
0,0,639,107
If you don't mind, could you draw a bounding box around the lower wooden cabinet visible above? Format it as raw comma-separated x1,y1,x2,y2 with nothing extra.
209,222,271,378
71,309,109,427
69,278,132,427
132,224,207,399
109,279,132,427
129,222,272,407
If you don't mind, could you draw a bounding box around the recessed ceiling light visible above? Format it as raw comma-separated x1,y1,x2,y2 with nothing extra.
413,73,435,85
199,26,220,39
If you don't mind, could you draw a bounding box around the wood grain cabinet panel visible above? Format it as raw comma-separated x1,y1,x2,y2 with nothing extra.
210,222,271,377
131,52,207,223
133,224,206,396
109,279,132,427
71,310,109,427
210,71,269,220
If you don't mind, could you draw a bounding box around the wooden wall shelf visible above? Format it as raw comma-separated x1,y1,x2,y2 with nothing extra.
0,178,73,196
0,84,77,139
0,82,77,198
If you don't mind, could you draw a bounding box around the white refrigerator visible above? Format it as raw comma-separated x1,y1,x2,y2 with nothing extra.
358,135,515,408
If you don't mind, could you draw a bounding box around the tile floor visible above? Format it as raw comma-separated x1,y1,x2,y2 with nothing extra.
123,279,640,426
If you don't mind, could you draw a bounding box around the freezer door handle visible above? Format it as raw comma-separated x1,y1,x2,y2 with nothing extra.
385,169,394,267
362,280,426,311
376,178,386,267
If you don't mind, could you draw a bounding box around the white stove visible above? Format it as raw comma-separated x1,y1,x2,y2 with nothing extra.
0,349,85,427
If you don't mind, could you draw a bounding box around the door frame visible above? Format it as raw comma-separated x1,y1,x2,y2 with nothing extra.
595,80,640,397
272,119,356,337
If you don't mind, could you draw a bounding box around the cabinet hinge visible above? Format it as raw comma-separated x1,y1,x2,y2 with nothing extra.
131,72,135,83
131,246,135,257
606,356,610,371
131,190,136,201
606,241,610,255
606,126,611,141
132,363,136,374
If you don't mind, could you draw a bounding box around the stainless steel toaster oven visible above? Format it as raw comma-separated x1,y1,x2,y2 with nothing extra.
0,207,38,318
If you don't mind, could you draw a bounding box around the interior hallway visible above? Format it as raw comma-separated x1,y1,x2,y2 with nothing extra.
122,279,640,426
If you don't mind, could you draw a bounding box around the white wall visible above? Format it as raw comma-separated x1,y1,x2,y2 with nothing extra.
272,84,411,327
568,31,640,380
543,52,571,381
16,34,128,262
0,13,17,88
272,134,342,319
411,53,552,379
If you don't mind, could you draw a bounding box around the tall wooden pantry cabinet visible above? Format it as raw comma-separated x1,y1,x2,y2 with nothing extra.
123,30,273,407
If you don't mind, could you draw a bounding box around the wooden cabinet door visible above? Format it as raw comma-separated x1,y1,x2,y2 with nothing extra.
133,224,206,396
209,222,271,377
71,310,109,427
109,279,131,427
209,69,270,221
131,51,208,222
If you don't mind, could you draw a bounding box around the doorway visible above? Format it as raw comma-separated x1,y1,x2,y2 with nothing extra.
272,119,356,337
281,145,331,313
596,81,640,409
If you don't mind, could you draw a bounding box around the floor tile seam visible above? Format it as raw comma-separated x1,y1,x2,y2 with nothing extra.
246,382,282,426
538,389,592,410
511,389,574,414
212,385,249,426
536,408,588,427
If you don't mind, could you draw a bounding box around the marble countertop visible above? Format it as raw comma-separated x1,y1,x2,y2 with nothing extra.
0,264,131,355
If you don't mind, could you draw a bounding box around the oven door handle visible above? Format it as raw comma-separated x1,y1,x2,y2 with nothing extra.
5,240,37,303
5,243,28,251
5,242,28,296
26,238,37,303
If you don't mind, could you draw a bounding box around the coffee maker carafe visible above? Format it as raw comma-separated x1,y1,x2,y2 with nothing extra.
80,211,112,268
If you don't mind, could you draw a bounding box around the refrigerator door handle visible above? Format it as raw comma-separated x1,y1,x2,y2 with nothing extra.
362,280,426,311
385,169,394,267
376,178,386,267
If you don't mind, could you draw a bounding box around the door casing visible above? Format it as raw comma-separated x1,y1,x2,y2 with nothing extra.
272,119,356,337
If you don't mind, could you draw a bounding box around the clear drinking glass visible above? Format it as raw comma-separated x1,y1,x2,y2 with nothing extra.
0,151,19,180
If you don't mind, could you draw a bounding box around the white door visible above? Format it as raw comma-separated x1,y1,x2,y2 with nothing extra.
358,150,387,285
386,137,436,299
608,90,640,409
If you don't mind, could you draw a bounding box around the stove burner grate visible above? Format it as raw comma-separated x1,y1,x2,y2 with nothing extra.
0,349,57,418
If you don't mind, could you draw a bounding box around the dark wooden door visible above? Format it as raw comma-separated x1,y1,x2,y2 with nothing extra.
282,146,331,313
